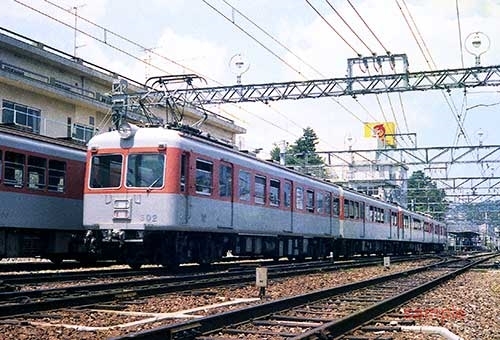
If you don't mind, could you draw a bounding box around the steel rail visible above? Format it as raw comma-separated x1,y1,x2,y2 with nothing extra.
110,254,493,340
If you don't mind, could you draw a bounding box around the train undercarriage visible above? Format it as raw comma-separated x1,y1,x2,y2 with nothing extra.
85,230,445,269
0,227,90,264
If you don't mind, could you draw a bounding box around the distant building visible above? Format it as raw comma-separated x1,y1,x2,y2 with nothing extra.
0,28,245,143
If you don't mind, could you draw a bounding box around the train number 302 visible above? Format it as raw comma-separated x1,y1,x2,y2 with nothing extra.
139,214,158,223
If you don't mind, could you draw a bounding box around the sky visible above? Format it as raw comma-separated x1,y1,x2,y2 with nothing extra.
2,0,500,184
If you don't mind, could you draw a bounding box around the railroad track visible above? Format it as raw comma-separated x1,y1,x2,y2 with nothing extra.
0,256,423,317
108,254,494,340
0,255,425,290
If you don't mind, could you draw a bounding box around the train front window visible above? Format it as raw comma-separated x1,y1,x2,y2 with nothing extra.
90,154,123,188
126,154,165,188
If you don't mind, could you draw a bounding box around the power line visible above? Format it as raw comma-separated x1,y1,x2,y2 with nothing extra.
304,0,361,57
15,0,306,144
221,0,324,78
201,0,305,77
455,0,465,68
203,0,369,146
324,0,375,56
346,0,390,55
395,0,470,147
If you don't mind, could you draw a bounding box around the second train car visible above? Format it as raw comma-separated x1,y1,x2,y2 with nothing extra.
0,125,88,262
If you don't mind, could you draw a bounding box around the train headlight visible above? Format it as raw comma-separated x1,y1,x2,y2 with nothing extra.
118,122,138,139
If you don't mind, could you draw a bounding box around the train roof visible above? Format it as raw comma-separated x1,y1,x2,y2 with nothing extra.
88,126,443,223
0,124,86,161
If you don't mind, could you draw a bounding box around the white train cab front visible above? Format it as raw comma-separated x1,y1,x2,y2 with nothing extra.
83,123,185,243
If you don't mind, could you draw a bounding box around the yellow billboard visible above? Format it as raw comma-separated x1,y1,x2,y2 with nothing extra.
363,122,396,147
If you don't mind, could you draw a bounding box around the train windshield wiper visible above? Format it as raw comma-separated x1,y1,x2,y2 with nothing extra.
146,177,162,191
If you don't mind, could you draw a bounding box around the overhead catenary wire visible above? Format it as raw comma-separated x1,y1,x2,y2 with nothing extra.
323,0,375,56
326,0,412,147
203,0,370,145
395,0,471,147
221,0,324,79
17,0,306,143
201,0,305,77
305,0,361,57
455,0,465,68
346,0,390,55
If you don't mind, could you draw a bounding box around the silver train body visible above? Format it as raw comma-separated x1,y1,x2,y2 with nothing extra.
83,125,447,268
0,126,87,261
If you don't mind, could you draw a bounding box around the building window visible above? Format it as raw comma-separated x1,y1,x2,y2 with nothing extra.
195,159,213,195
2,100,41,133
73,123,96,143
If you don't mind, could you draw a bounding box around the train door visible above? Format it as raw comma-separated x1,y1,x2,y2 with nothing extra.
398,209,404,239
180,152,189,224
338,190,344,237
284,180,293,232
218,161,234,227
360,201,366,238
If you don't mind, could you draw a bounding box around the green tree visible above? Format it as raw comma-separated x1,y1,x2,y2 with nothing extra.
270,127,325,175
407,170,448,220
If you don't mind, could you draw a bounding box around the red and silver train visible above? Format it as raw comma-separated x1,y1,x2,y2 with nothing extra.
0,125,88,262
83,122,447,269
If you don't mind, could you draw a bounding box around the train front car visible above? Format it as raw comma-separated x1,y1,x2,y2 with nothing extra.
83,123,180,268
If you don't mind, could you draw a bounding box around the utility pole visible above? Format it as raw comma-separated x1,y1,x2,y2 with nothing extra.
72,4,86,57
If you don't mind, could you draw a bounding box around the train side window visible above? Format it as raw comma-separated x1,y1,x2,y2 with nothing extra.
332,196,340,216
378,208,384,223
269,179,280,206
28,156,46,190
324,192,331,215
238,170,251,201
195,159,213,195
403,215,410,229
355,201,362,219
316,192,324,214
180,153,187,192
0,150,2,182
295,186,304,210
254,175,266,205
4,151,24,187
306,189,314,213
391,212,398,226
219,164,232,197
48,160,66,192
344,199,350,219
283,181,291,208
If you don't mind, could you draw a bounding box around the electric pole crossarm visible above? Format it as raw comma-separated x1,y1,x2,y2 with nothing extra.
165,65,500,105
320,145,500,167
